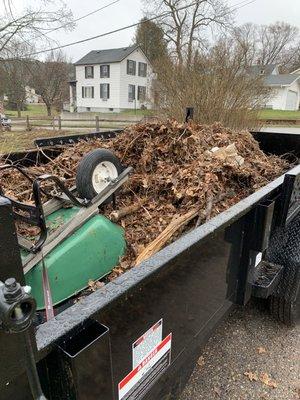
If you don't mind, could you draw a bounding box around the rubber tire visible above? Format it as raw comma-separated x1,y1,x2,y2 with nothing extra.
76,149,122,200
270,284,300,327
267,217,300,327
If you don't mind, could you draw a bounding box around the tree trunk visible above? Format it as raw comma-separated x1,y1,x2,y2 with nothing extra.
17,103,21,118
46,104,52,116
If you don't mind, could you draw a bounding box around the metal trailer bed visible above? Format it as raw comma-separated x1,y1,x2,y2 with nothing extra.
0,130,299,400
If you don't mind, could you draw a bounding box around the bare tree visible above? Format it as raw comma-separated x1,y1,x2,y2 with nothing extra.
154,37,270,129
285,42,300,72
257,22,298,65
233,21,299,68
0,42,33,116
29,51,69,116
0,0,74,54
232,23,258,66
143,0,233,65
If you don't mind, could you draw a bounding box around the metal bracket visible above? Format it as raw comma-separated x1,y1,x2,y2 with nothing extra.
250,199,275,252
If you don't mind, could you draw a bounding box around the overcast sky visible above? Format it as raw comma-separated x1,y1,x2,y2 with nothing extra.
7,0,300,61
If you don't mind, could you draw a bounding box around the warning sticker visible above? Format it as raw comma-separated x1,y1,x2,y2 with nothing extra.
132,319,163,368
119,333,172,400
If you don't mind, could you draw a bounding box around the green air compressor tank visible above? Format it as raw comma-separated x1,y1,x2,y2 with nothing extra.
23,207,126,310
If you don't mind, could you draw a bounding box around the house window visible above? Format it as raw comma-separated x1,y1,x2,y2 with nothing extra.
127,60,136,75
85,66,94,79
138,62,147,77
138,86,146,101
128,85,136,102
82,86,94,98
100,65,110,78
100,83,110,100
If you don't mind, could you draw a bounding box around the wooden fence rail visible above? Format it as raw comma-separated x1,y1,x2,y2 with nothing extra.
10,115,139,131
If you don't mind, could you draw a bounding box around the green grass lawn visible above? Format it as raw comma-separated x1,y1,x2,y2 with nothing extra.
0,129,85,154
121,109,155,116
5,104,154,119
5,104,58,118
258,109,300,120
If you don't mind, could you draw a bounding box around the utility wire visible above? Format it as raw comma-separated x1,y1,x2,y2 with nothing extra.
36,0,122,38
3,0,256,60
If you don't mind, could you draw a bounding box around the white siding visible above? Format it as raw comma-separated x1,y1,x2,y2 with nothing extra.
74,48,153,113
286,90,298,110
119,48,153,110
266,88,286,109
76,63,121,112
266,80,300,110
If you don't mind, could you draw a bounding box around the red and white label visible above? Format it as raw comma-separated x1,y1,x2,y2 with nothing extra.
119,333,172,400
132,319,163,368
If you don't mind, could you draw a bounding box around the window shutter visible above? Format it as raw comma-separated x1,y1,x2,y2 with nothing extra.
82,87,84,98
92,87,94,98
107,84,110,99
107,65,110,78
133,61,136,75
127,60,130,74
100,84,103,98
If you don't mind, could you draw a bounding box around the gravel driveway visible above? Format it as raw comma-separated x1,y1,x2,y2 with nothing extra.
180,301,300,400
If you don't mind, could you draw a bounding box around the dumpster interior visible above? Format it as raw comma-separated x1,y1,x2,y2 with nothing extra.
0,121,297,319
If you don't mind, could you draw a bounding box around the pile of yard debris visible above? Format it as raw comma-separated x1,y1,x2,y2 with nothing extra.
0,121,288,274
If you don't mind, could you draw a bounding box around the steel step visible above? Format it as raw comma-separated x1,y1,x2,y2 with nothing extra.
252,260,283,298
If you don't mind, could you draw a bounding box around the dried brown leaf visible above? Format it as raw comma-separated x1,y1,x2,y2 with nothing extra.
244,371,259,382
259,373,277,389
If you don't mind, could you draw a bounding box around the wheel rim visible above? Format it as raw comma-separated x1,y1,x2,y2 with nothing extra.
92,161,118,193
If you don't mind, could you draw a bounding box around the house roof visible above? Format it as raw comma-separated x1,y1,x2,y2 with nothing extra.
264,74,300,86
247,64,278,76
74,45,139,65
291,67,300,74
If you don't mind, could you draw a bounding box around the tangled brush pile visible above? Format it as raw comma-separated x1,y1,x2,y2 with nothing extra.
0,121,288,273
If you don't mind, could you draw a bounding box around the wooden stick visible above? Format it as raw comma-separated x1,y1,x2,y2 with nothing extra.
135,208,199,266
205,193,214,222
110,200,146,222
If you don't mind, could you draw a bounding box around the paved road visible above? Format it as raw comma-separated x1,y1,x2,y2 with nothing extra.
180,301,300,400
261,126,300,134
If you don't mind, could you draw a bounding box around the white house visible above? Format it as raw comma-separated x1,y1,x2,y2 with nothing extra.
25,86,40,104
248,64,300,110
71,45,153,113
264,74,300,110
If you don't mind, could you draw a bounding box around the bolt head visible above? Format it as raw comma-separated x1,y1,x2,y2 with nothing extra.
3,279,22,303
4,278,17,290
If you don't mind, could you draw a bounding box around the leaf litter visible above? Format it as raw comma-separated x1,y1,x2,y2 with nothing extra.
0,120,289,274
